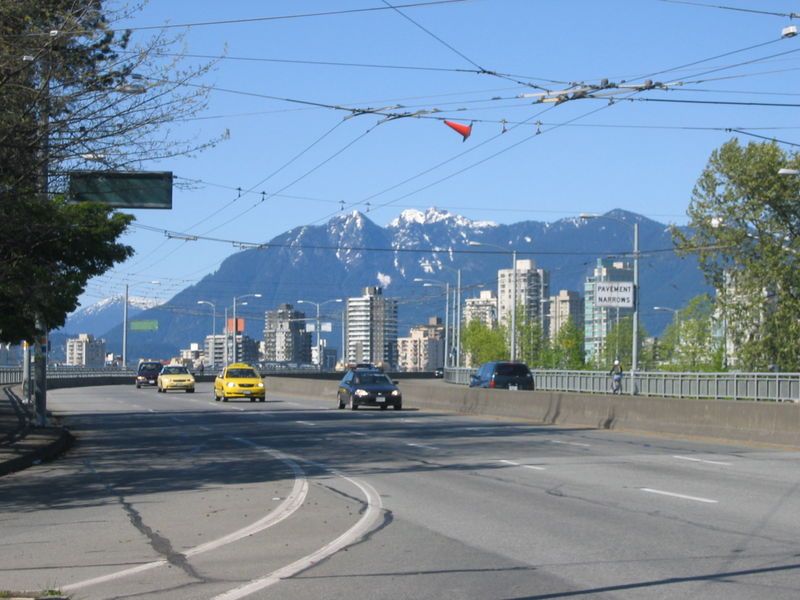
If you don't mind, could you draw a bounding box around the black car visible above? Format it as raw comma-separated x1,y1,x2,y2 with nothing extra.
469,361,534,390
136,361,162,388
337,370,402,410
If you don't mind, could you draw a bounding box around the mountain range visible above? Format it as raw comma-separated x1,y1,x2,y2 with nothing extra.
68,208,710,361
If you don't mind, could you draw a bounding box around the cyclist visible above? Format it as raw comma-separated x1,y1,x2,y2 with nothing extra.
609,359,623,394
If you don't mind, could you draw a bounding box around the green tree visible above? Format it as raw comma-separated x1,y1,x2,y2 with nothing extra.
673,139,800,371
597,316,650,371
0,1,221,342
657,295,723,372
551,318,585,370
461,319,507,365
516,307,550,367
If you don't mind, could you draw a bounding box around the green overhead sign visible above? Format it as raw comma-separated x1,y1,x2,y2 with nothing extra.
69,171,173,209
130,320,159,332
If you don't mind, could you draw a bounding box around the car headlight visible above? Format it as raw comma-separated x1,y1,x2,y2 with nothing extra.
257,382,264,388
391,390,400,396
354,389,369,397
226,382,236,388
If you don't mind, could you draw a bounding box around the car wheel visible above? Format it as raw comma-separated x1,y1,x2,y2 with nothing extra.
186,389,194,393
394,403,402,410
222,397,228,402
348,395,358,410
136,384,141,389
259,398,265,402
250,397,255,402
337,393,345,409
380,404,387,410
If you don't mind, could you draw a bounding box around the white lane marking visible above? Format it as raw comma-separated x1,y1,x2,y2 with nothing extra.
212,466,382,600
550,440,590,447
170,417,185,423
63,440,308,592
673,455,731,466
198,426,211,432
498,459,545,471
405,442,439,450
640,488,718,504
148,409,155,413
348,431,367,437
295,420,316,426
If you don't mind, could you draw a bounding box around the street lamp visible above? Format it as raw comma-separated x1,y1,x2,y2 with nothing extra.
297,299,343,370
414,278,450,369
469,241,517,361
122,280,160,368
232,293,261,363
580,213,640,391
197,300,216,367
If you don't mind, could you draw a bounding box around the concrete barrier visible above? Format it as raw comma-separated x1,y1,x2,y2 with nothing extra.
264,377,800,448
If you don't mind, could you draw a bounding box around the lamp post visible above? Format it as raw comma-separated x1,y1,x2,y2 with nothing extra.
469,241,518,361
414,278,450,369
197,300,216,367
580,213,639,391
297,299,343,370
122,280,160,368
232,293,261,363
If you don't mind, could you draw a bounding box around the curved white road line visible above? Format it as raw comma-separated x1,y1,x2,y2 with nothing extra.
63,444,308,592
212,470,383,600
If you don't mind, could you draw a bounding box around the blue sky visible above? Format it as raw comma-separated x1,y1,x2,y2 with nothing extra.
81,0,800,307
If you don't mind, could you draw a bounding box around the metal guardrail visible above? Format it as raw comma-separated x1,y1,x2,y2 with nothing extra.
444,367,800,403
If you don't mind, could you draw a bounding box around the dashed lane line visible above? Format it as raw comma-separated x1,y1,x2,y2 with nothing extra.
673,455,732,466
498,459,546,471
640,488,718,504
405,442,439,450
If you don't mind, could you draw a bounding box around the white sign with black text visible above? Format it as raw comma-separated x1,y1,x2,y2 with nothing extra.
595,282,635,308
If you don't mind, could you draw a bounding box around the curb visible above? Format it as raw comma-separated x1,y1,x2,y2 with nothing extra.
0,426,75,478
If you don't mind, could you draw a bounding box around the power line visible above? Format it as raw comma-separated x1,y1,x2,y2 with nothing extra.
7,0,475,37
655,0,800,19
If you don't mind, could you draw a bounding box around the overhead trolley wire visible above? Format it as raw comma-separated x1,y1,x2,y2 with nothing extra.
655,0,800,19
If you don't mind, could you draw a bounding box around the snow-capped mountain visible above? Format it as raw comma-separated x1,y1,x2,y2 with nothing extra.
61,295,162,337
107,207,708,360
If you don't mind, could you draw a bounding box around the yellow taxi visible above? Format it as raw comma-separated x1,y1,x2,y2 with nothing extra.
214,363,265,402
157,364,196,393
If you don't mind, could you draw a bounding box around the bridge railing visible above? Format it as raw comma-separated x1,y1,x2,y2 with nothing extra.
444,367,800,403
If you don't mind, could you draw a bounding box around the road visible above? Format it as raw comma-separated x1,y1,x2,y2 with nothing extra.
1,383,799,599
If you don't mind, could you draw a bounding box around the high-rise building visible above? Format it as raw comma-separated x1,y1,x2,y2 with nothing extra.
548,290,584,340
263,304,311,364
498,259,550,331
204,334,226,368
398,317,445,372
463,290,498,328
345,287,398,369
584,259,633,363
66,333,106,367
205,334,259,367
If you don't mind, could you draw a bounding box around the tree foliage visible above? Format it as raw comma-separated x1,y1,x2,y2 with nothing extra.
461,318,507,365
595,315,650,371
673,139,800,371
656,295,723,372
0,0,222,342
551,317,585,370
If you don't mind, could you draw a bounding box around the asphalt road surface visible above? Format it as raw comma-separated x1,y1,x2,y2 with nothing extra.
1,383,799,599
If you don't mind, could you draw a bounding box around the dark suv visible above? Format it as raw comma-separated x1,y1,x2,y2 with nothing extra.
136,361,162,388
469,361,534,390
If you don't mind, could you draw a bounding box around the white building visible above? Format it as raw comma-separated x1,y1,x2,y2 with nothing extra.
463,290,498,328
345,287,398,369
498,259,550,331
66,333,106,367
584,259,633,363
398,317,445,372
548,290,584,340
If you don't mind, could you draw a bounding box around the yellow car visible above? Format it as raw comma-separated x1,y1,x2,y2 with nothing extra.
157,365,195,393
214,363,265,402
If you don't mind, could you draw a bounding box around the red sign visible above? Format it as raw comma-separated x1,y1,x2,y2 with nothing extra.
227,318,245,334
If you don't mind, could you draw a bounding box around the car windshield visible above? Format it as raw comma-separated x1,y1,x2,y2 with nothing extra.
227,368,258,378
354,373,393,386
495,363,530,376
162,366,188,375
139,363,161,373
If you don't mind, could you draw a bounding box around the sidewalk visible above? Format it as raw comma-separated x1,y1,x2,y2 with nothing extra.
0,385,73,477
